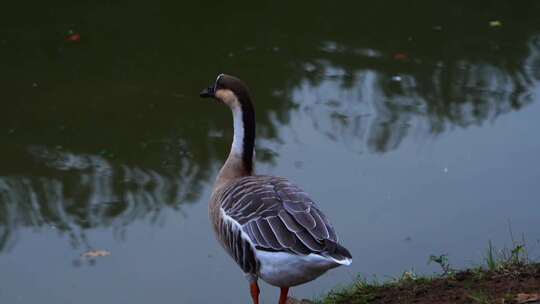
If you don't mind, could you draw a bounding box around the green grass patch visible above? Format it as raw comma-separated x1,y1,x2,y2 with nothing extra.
312,241,539,304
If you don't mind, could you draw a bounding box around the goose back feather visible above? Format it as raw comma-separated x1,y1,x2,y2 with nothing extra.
210,175,351,279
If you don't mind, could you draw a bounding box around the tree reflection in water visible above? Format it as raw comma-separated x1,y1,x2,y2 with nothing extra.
1,0,540,255
292,35,540,153
0,146,201,252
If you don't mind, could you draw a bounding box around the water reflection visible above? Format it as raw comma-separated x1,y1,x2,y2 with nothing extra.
0,146,200,252
292,35,540,153
1,2,540,256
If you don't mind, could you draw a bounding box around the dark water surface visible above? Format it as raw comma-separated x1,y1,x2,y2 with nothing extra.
1,1,540,303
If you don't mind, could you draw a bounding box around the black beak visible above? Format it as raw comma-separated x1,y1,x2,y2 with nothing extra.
200,86,214,98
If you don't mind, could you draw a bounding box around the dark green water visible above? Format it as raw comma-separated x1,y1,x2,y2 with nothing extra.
1,1,540,303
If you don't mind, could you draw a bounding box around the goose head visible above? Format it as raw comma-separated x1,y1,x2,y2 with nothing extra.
200,74,252,108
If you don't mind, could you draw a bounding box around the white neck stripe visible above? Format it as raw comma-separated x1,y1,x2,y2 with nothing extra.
231,105,244,156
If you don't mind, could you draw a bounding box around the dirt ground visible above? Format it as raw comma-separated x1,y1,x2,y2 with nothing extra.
370,265,540,304
289,263,540,304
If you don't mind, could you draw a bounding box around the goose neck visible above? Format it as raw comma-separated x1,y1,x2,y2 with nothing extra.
216,100,255,185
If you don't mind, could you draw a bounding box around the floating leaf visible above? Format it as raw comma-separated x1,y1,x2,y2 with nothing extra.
393,53,409,61
67,33,81,42
81,249,111,258
489,20,502,27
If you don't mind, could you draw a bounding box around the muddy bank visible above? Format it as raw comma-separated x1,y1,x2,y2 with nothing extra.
290,263,540,304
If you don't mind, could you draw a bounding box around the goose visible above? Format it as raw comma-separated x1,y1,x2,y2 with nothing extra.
200,74,352,304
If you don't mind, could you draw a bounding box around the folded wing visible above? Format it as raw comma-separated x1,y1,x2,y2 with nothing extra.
220,176,351,263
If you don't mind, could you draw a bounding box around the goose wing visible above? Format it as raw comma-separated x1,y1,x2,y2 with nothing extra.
220,175,351,262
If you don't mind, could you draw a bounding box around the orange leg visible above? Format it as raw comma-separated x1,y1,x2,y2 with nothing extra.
279,287,289,304
250,282,260,304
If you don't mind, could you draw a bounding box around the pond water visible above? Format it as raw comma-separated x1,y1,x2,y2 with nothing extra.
1,1,540,303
